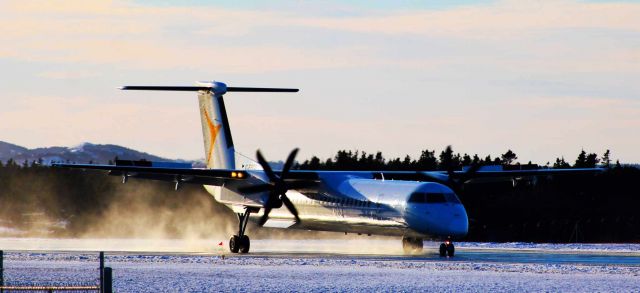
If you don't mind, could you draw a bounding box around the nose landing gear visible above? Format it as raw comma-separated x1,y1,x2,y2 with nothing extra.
439,237,455,257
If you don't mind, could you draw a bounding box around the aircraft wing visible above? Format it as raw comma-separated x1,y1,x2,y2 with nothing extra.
281,168,605,184
52,163,253,187
54,162,603,195
456,168,604,177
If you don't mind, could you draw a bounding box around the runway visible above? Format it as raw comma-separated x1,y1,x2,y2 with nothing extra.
1,238,639,292
234,249,640,267
3,237,639,265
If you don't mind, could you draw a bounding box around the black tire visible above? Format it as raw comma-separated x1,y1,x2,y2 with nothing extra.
239,235,250,254
229,235,240,253
439,243,447,257
447,243,455,257
412,238,424,254
402,237,411,254
402,237,423,254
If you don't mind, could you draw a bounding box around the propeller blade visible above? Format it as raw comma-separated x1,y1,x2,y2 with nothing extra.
258,205,272,226
418,172,450,185
460,163,481,183
256,150,277,182
258,193,277,226
252,148,305,226
238,183,272,194
280,195,300,223
446,166,456,180
281,148,299,179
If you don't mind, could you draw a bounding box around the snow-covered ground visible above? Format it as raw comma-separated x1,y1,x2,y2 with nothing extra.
2,237,640,254
1,238,639,292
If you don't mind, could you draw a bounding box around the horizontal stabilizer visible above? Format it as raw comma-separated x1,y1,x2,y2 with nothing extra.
120,85,298,92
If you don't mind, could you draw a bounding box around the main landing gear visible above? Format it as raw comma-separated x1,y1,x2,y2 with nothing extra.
439,237,455,257
229,208,252,254
402,237,424,254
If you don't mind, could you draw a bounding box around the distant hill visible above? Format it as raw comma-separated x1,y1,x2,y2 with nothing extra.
0,141,180,165
0,141,28,158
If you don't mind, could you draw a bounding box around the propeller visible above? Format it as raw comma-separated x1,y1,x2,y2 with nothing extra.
239,148,313,226
423,162,481,195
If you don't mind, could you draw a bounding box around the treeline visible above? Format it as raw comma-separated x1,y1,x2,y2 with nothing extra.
297,146,617,170
1,148,638,242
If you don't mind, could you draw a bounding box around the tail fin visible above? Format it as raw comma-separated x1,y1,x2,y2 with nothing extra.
196,82,235,169
120,81,298,169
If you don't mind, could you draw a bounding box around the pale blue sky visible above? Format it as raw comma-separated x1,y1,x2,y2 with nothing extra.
0,0,638,164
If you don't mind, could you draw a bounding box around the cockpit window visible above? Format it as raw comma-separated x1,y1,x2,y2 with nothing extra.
408,192,426,203
425,193,446,203
409,192,460,204
444,193,461,204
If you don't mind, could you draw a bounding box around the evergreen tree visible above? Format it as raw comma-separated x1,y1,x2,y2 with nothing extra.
416,149,438,170
602,150,611,168
402,155,413,170
438,146,454,171
575,150,588,168
500,149,518,165
553,157,571,168
462,154,472,166
472,154,481,165
6,158,16,168
374,152,385,169
585,153,599,168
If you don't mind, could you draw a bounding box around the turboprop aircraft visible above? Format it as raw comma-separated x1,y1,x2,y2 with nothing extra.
54,81,603,256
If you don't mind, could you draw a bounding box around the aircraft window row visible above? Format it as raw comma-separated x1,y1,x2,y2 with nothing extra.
322,197,371,207
408,192,460,204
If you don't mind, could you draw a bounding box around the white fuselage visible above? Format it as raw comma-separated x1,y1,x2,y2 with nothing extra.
205,173,469,239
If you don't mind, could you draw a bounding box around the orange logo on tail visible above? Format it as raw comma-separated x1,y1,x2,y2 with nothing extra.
203,109,222,165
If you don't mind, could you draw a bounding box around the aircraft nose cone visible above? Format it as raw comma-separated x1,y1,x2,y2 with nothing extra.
404,203,469,237
448,208,469,238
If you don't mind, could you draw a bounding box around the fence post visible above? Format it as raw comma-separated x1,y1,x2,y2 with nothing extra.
103,267,113,293
0,250,3,293
99,251,104,293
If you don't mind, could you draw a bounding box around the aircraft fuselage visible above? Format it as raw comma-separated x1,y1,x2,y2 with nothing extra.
207,172,468,239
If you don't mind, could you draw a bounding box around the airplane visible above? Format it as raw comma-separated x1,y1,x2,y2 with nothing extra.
54,81,604,257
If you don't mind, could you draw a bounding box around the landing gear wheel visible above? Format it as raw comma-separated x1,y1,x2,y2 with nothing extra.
439,240,455,257
230,208,253,254
402,237,424,254
439,243,447,257
229,235,240,253
239,235,250,254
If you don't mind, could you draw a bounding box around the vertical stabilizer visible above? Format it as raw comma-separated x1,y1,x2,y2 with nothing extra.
197,82,235,169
